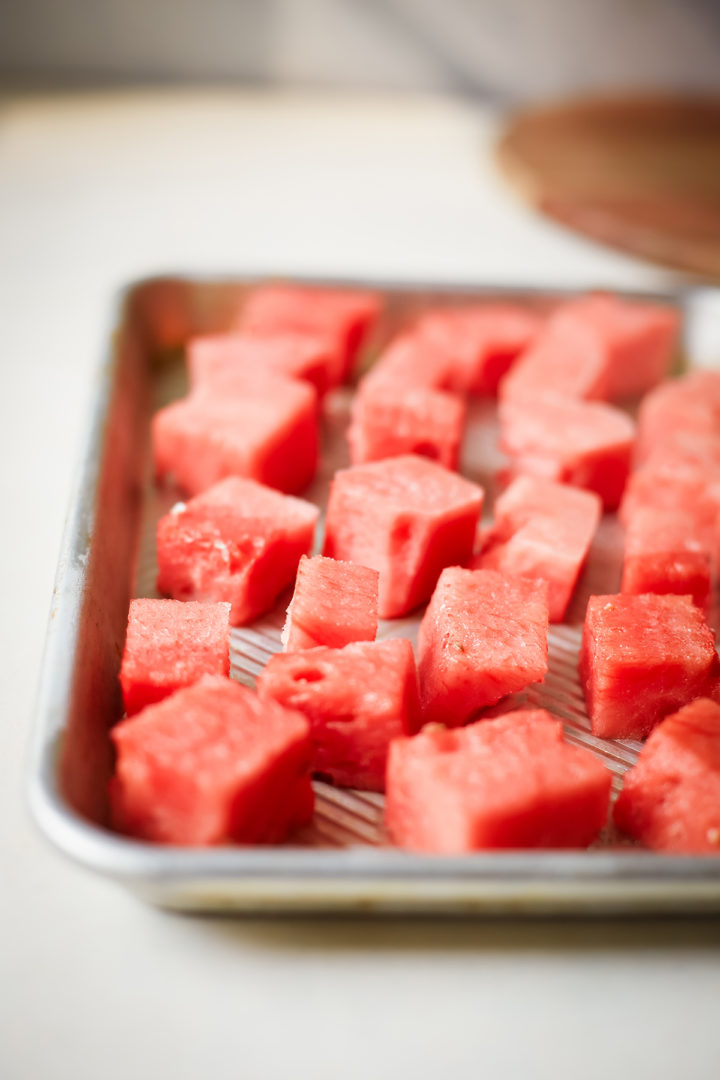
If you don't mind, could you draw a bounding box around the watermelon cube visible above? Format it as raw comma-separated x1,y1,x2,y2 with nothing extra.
282,554,379,651
187,331,337,398
257,638,420,791
120,599,231,716
361,333,457,393
323,454,484,618
498,394,635,509
619,460,720,543
621,506,713,612
579,593,720,740
548,293,679,400
614,698,720,853
416,304,543,395
386,709,612,853
156,476,318,626
474,476,601,622
417,567,549,726
499,308,612,404
152,375,318,496
238,283,382,384
635,371,720,464
347,380,466,470
110,675,313,845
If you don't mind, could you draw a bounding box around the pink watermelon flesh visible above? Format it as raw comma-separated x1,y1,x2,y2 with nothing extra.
417,566,549,727
386,709,612,853
187,331,337,398
323,454,484,618
619,460,720,547
499,308,611,404
553,293,679,399
152,375,318,496
110,675,313,846
257,638,420,791
614,698,720,853
361,333,457,394
156,476,318,626
120,599,231,716
348,380,466,471
635,371,720,464
579,593,720,740
238,284,382,384
499,394,635,509
416,304,543,395
474,476,601,622
621,506,712,612
282,554,379,651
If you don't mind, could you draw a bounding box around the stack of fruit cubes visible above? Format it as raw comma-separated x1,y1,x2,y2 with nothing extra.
110,282,720,855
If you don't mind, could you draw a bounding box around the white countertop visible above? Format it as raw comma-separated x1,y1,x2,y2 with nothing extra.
2,88,719,1080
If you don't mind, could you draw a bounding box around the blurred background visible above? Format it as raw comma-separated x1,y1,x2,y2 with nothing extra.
3,0,720,100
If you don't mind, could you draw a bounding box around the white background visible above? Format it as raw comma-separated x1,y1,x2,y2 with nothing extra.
2,89,719,1080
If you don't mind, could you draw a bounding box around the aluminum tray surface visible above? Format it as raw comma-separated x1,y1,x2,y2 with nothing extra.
29,276,720,914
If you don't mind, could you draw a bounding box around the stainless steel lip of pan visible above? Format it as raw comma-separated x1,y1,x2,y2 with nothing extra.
28,274,720,915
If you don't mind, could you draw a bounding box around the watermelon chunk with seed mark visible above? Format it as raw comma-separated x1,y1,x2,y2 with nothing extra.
614,698,720,853
473,476,601,622
500,309,611,404
348,380,466,470
110,675,313,846
282,555,379,652
579,593,720,740
238,284,382,384
258,638,420,791
120,599,231,716
416,304,543,395
152,375,318,496
621,506,712,613
323,454,484,619
187,331,337,398
499,394,635,509
417,567,549,726
386,709,612,853
156,477,318,626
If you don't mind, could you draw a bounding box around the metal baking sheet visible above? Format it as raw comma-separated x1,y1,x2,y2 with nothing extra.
29,274,720,914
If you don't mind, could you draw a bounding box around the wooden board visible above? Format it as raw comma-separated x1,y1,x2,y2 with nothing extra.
497,96,720,279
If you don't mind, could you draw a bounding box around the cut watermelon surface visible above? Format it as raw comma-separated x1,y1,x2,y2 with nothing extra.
282,555,378,651
499,394,635,509
619,461,720,544
386,709,612,853
110,675,313,846
361,333,457,393
635,371,720,464
152,376,318,496
416,304,543,395
500,308,611,404
348,381,466,470
551,293,679,399
258,639,420,791
621,506,712,612
120,599,231,716
187,331,337,398
614,698,720,853
323,454,484,618
156,477,318,626
579,593,720,740
417,567,549,726
238,283,382,383
474,476,601,622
